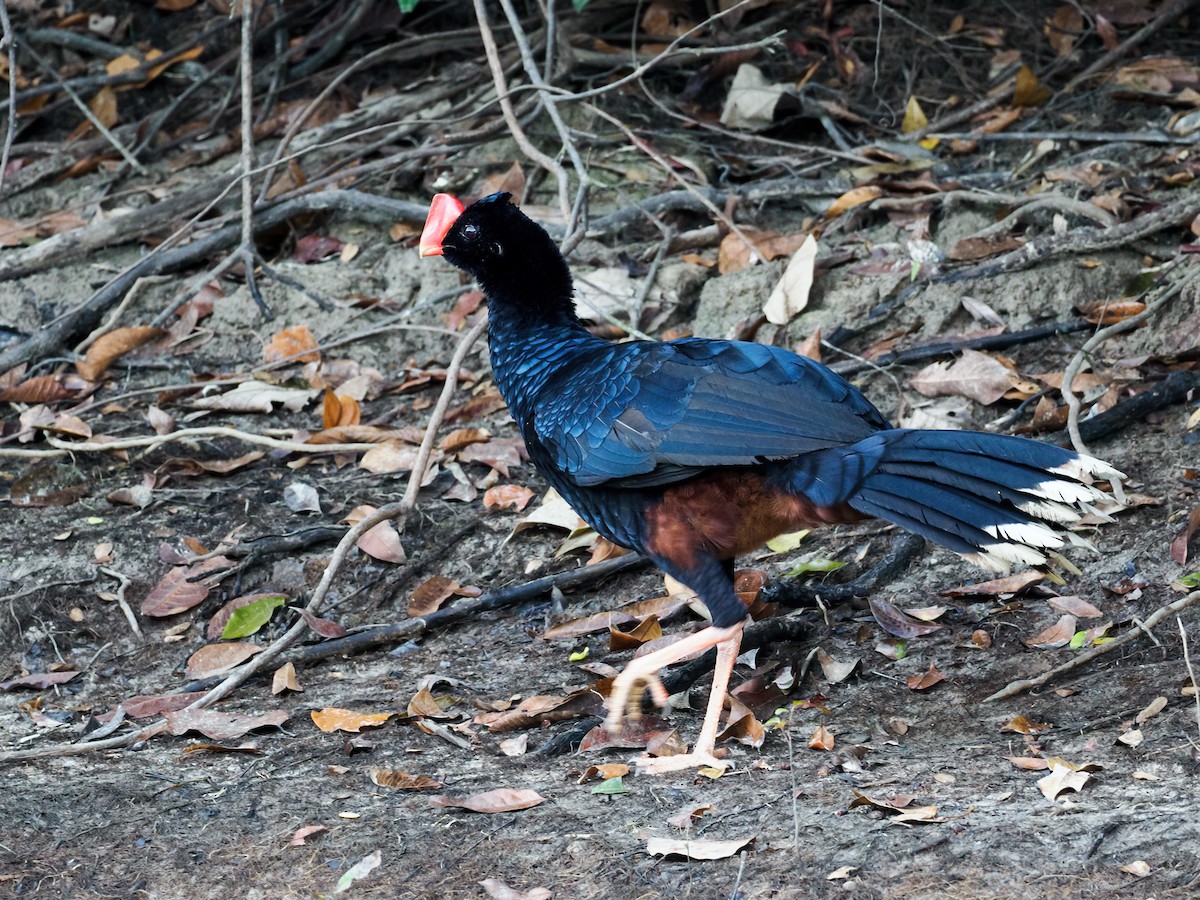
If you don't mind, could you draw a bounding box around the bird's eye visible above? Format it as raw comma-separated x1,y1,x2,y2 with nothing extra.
462,224,480,241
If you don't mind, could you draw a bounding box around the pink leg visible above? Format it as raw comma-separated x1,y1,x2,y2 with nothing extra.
604,622,745,774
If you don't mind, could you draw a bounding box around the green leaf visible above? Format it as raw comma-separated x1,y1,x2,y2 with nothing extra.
221,594,286,639
1177,570,1200,589
766,530,809,553
571,0,590,9
568,646,590,662
397,0,420,11
591,776,628,795
1069,630,1087,649
783,558,847,578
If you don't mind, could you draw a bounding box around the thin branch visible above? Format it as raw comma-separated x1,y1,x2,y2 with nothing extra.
0,0,16,192
985,591,1200,701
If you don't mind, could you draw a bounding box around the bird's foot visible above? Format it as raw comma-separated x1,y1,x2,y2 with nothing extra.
604,670,670,736
632,748,728,775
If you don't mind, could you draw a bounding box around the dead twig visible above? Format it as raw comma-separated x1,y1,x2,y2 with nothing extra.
1063,262,1192,455
97,567,142,639
1179,617,1200,745
985,591,1200,702
0,0,16,192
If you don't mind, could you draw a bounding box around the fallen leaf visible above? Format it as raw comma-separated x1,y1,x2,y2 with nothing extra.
1002,715,1049,735
910,349,1015,406
1037,762,1091,800
0,671,79,691
368,768,442,790
273,662,302,694
644,835,754,860
808,724,835,750
310,708,393,733
334,850,381,894
163,708,288,740
483,484,536,512
1046,596,1103,618
1024,614,1077,649
291,606,347,638
763,235,818,325
263,324,320,365
1135,696,1167,724
219,593,286,639
77,326,165,382
1170,506,1200,565
428,789,546,813
906,663,945,691
289,824,328,846
1120,860,1151,877
479,878,551,900
407,686,453,719
667,802,713,828
140,556,232,617
408,576,462,617
816,648,858,684
184,642,262,679
189,382,319,413
825,186,882,220
499,734,528,757
869,597,944,638
720,63,783,131
1013,65,1051,106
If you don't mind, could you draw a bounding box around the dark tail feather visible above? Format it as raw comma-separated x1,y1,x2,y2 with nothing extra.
787,429,1124,571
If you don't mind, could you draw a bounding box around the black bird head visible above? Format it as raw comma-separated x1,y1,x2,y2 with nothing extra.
419,192,574,321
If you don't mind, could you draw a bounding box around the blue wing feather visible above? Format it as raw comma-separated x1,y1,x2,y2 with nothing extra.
531,338,890,487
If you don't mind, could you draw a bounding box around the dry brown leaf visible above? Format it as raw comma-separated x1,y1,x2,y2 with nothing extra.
1135,696,1167,724
1008,756,1049,770
272,662,302,695
644,835,753,860
577,763,630,784
910,349,1015,406
478,877,551,900
1046,596,1103,619
263,324,320,365
1023,614,1077,649
906,663,945,691
1046,5,1083,57
140,556,232,617
718,226,808,275
368,768,442,790
666,802,714,828
88,85,119,129
1002,715,1049,735
407,686,452,719
428,789,546,813
184,642,262,679
1170,506,1200,565
439,427,490,452
869,597,944,638
0,374,74,403
310,708,393,733
408,576,461,617
322,390,360,429
816,648,858,684
1037,762,1091,800
291,606,347,639
825,185,883,219
808,723,835,750
483,484,535,512
763,235,818,325
945,571,1041,600
288,824,328,846
609,615,663,650
1013,65,1051,106
358,441,421,474
163,709,288,741
77,326,165,381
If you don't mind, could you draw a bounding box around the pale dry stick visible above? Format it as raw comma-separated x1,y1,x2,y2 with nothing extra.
0,316,488,764
1062,264,1191,456
985,590,1200,702
495,0,588,237
471,0,570,223
0,425,383,459
97,566,142,639
17,39,146,174
235,0,263,313
1180,617,1200,744
585,103,764,266
0,0,16,191
967,195,1117,242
